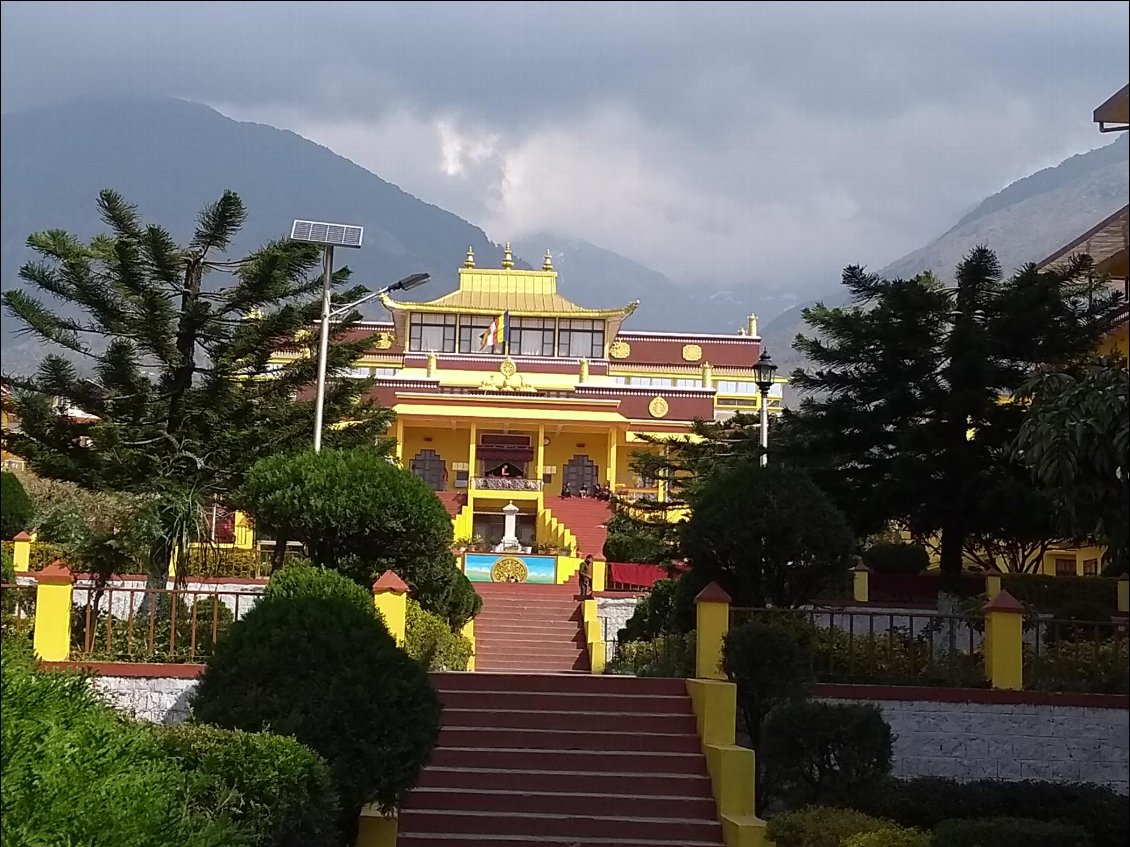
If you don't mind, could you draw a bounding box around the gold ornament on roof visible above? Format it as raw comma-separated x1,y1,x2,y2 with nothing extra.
608,339,631,359
374,332,393,350
294,328,312,343
502,242,514,270
542,249,554,271
500,356,518,378
463,246,476,268
479,355,532,392
681,344,703,362
648,396,670,418
491,556,528,582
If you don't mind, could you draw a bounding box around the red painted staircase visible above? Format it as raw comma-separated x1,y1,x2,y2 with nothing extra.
398,673,723,846
473,581,588,673
544,495,613,558
435,490,467,518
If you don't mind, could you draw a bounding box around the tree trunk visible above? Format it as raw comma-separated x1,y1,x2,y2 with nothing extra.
938,508,964,595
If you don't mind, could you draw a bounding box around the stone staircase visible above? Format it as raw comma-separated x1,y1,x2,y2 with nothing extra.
543,495,613,559
473,581,588,673
398,673,723,846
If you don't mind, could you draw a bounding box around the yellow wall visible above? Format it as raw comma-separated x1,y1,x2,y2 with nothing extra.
401,427,471,483
542,432,610,495
1099,322,1129,358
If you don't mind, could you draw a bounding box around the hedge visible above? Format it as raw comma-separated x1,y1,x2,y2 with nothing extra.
842,777,1127,846
841,828,929,847
766,806,896,847
184,546,265,579
1025,639,1129,694
607,632,695,677
1002,573,1117,615
405,598,473,671
157,723,340,847
932,817,1092,847
0,471,33,540
861,542,929,575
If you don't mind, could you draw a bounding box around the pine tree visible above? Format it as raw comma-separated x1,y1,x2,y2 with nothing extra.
1,190,393,582
779,246,1120,589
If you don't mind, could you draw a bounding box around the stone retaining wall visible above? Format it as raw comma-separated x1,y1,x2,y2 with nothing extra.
820,685,1129,793
90,670,199,725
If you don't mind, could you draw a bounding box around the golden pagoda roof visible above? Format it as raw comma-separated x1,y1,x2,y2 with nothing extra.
379,264,639,320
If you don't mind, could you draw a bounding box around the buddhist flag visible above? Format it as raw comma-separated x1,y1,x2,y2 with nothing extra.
479,311,509,351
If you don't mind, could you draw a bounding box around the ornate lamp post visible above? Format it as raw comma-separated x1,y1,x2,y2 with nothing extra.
754,350,778,467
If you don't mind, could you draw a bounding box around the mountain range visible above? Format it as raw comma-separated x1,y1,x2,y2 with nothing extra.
2,97,1126,379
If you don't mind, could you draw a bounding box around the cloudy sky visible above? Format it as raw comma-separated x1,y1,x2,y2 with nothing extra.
2,1,1127,296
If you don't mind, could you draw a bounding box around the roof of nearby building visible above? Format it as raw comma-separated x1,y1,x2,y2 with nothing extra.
1037,204,1128,277
1094,84,1129,131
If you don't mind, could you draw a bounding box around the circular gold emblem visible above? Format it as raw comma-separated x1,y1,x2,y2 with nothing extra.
491,557,528,582
500,357,518,378
648,396,670,418
681,344,702,362
608,340,631,359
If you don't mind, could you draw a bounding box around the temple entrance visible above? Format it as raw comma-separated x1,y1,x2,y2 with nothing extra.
410,449,447,491
562,454,599,495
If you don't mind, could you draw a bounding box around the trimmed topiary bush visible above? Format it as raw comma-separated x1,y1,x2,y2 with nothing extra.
842,828,929,847
766,806,895,847
191,569,441,837
933,817,1092,847
861,542,929,575
264,561,373,618
157,723,340,847
0,471,33,540
1,652,241,847
760,700,892,808
841,777,1127,846
405,597,473,671
722,617,816,743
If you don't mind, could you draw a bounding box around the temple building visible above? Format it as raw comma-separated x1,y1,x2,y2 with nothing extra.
270,244,782,560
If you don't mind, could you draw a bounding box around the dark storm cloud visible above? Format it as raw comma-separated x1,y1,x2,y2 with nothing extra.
2,1,1127,294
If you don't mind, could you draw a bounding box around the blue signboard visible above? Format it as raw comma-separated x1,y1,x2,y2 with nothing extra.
464,553,556,584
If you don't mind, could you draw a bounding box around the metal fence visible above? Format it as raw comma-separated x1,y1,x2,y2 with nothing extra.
72,585,263,664
730,606,987,687
1025,616,1129,694
0,582,37,636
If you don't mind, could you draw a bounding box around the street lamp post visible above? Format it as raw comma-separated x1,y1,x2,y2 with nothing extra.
754,350,778,467
288,218,429,452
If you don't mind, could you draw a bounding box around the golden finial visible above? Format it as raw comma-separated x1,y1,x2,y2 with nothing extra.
463,246,475,268
747,314,759,337
501,242,514,270
542,249,554,271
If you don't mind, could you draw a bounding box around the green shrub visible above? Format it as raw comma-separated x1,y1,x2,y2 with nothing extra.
0,471,33,540
157,723,339,847
933,817,1092,847
722,617,815,742
810,623,986,687
761,700,892,808
1002,574,1117,615
602,512,677,564
1025,638,1129,694
405,597,473,670
185,546,264,578
606,632,695,677
191,573,440,835
861,542,929,575
842,827,929,847
766,806,895,847
620,577,679,640
842,777,1128,846
73,594,235,663
1,652,241,847
265,561,373,618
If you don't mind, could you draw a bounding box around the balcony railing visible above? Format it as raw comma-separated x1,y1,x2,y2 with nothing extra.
471,477,543,492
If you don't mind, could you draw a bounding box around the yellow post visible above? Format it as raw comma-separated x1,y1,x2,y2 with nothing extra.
461,618,476,671
1118,575,1129,615
592,559,606,593
33,561,73,662
983,590,1024,691
233,511,254,549
467,421,477,514
372,571,409,646
12,531,34,573
985,572,1002,600
394,418,404,464
607,431,618,488
582,597,605,674
356,806,397,847
852,564,869,603
695,582,731,681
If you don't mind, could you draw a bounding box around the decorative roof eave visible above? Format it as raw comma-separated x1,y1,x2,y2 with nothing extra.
379,291,638,321
1094,84,1130,132
1038,205,1128,272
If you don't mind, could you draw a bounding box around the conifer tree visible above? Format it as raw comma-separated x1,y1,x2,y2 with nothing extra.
1,190,392,582
779,246,1119,588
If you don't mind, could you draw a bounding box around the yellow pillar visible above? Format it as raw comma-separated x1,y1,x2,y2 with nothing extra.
372,571,408,646
695,582,731,681
461,618,476,671
33,561,73,662
607,430,619,488
536,423,545,512
12,531,35,573
467,421,477,513
394,418,404,464
1118,575,1129,614
852,565,869,603
356,807,397,847
233,511,254,549
985,572,1002,600
583,597,605,674
983,590,1024,691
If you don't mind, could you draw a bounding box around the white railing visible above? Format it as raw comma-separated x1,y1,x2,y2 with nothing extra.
471,477,543,492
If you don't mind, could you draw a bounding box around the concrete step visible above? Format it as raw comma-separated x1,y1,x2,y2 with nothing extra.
429,746,708,775
438,727,702,754
431,672,687,696
475,658,589,673
441,707,697,734
398,834,721,847
396,808,722,841
415,766,714,797
401,786,718,820
435,689,691,714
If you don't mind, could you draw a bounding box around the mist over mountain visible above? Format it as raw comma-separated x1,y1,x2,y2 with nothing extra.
760,134,1130,380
